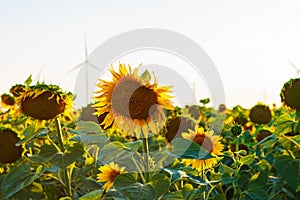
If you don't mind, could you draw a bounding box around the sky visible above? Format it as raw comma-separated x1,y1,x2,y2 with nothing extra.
1,0,300,109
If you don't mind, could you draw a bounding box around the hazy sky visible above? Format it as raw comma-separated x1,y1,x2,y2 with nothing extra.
1,0,300,108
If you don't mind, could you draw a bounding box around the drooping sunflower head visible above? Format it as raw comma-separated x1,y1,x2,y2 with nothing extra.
249,104,272,125
9,84,26,97
256,129,272,142
280,78,300,109
16,83,74,121
79,104,98,123
186,105,201,120
0,127,22,164
94,64,173,138
182,127,224,171
97,162,126,192
1,93,16,108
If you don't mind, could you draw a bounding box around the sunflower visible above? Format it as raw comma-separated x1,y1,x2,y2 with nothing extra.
79,104,98,123
94,64,173,138
9,84,26,97
1,93,15,108
182,127,224,171
0,128,22,163
256,129,272,142
164,116,195,143
97,162,126,192
249,104,272,125
15,83,73,121
280,78,300,109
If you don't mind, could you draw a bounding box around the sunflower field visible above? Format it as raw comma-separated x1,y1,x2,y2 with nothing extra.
0,64,300,200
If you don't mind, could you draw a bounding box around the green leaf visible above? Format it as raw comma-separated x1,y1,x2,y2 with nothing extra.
124,140,143,152
162,191,183,200
114,173,170,200
168,138,213,160
182,184,206,200
70,121,108,147
274,156,300,191
219,163,235,176
70,133,107,147
1,164,44,199
75,121,103,133
16,124,49,146
114,174,155,200
249,171,269,188
275,114,294,136
161,168,208,185
245,184,268,200
221,174,238,184
79,189,104,200
39,144,59,161
150,174,171,199
24,75,32,86
240,153,256,166
50,143,85,169
141,69,151,83
200,98,210,105
98,141,131,164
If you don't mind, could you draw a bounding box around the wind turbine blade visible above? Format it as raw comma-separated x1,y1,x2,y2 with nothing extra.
34,65,46,82
286,58,299,70
88,63,101,71
84,33,88,60
62,63,83,76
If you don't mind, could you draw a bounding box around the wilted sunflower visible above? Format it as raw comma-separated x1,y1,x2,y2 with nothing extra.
1,93,15,108
97,162,126,192
16,83,73,121
94,64,173,138
182,127,224,171
0,128,22,163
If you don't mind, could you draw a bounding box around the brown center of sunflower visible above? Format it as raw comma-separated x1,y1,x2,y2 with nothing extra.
108,169,121,182
22,91,66,120
193,134,213,153
112,79,158,120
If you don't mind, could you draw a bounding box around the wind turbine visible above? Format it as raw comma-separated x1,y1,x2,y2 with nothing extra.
286,58,300,76
63,35,101,106
34,65,46,83
257,86,267,103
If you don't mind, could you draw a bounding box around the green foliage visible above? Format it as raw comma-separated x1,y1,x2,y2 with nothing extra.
1,164,44,199
114,173,170,200
168,138,213,159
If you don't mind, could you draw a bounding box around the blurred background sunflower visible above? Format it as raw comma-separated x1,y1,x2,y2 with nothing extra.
94,63,173,138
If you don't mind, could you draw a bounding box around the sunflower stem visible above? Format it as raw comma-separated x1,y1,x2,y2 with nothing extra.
142,137,150,182
55,118,72,198
233,137,240,200
131,154,146,184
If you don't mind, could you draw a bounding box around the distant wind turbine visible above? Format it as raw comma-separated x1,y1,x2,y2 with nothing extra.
286,58,300,76
34,65,46,83
257,86,267,103
63,35,101,105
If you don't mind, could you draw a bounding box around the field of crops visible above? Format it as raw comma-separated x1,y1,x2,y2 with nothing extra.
0,64,299,200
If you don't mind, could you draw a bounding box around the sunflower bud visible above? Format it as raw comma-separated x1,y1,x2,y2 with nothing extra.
230,124,242,137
